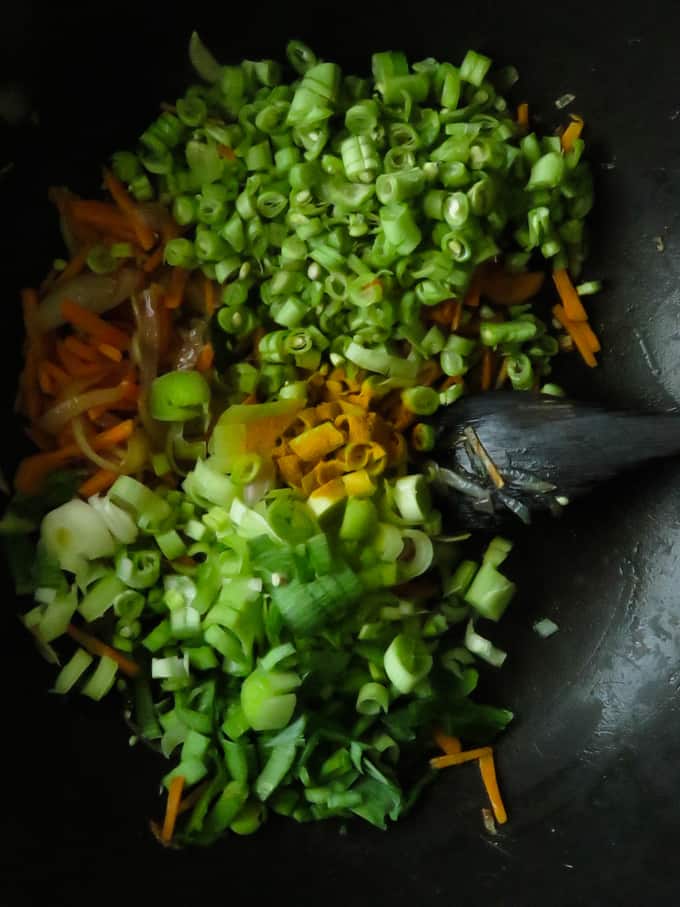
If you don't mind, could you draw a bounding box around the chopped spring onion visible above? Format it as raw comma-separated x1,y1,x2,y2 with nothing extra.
533,618,559,638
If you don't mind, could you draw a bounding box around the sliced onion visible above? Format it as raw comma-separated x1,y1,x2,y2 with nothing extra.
40,386,128,435
37,267,143,331
41,499,116,573
72,416,124,470
88,495,138,544
397,529,434,579
242,476,274,507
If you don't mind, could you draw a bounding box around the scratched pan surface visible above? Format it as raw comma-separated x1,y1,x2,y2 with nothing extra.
1,2,679,905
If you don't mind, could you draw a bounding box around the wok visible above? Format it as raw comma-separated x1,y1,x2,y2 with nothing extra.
1,2,679,904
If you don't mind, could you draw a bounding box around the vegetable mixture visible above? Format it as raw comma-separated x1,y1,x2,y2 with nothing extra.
3,36,600,846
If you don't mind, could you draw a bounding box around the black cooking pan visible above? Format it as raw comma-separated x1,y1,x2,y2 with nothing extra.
2,2,679,905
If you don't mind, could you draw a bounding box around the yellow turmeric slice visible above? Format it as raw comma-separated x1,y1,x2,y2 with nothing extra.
289,421,346,462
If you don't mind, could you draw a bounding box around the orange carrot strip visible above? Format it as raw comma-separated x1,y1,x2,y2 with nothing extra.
561,114,584,153
481,348,494,392
98,343,123,363
103,168,155,251
464,275,481,308
143,244,165,274
21,289,43,421
479,752,508,824
195,344,214,373
38,369,54,395
552,305,598,367
15,417,135,494
56,342,104,378
41,361,70,387
217,144,236,160
434,730,462,755
161,775,186,844
66,623,140,677
425,299,457,327
69,201,139,242
78,469,117,497
177,781,211,816
580,320,601,353
480,267,545,305
516,102,529,127
451,299,463,331
494,357,509,389
553,268,588,322
203,275,216,317
60,299,130,349
430,747,493,769
164,267,188,310
93,419,135,447
56,245,91,284
63,336,100,362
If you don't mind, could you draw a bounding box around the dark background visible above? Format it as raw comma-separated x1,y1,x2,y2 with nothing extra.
1,2,680,905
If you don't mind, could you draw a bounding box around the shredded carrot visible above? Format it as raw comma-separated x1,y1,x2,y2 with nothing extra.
195,344,214,373
553,268,588,322
561,114,584,153
242,393,258,405
218,144,236,160
143,244,164,273
494,356,509,389
79,469,118,497
480,267,545,305
38,369,54,396
481,348,494,392
63,336,100,362
579,320,601,353
451,299,463,331
98,343,123,363
417,359,443,387
69,200,139,242
56,341,105,377
430,747,493,769
516,102,529,128
15,419,135,494
56,245,91,284
60,298,130,349
21,288,43,421
203,275,216,317
66,623,140,677
434,729,462,755
251,326,267,363
463,274,481,308
160,775,186,844
479,752,508,825
425,299,457,327
177,781,210,816
103,168,155,251
552,304,598,367
93,419,136,447
164,266,188,310
39,360,71,391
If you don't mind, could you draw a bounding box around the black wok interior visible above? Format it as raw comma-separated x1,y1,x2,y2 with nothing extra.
2,3,679,904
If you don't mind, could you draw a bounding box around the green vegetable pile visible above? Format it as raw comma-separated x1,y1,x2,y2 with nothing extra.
3,36,598,844
112,36,592,399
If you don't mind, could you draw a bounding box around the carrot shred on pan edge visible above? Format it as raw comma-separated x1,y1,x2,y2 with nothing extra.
432,736,508,827
66,624,140,677
161,775,186,844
